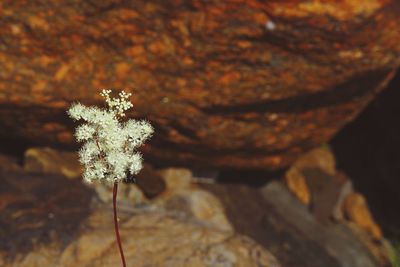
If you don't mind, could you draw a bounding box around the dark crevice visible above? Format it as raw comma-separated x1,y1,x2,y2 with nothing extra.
331,68,400,239
83,0,129,18
0,105,77,155
216,169,283,187
201,69,395,115
168,121,199,140
150,135,306,157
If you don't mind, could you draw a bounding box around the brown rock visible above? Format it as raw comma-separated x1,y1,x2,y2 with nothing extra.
92,181,147,206
22,147,167,200
0,153,22,173
92,166,232,232
157,167,232,231
284,147,382,237
301,168,352,225
285,167,312,205
134,164,166,199
284,147,337,205
62,207,279,267
202,180,387,267
345,222,393,267
0,172,94,260
23,147,81,179
1,207,280,267
158,167,194,193
164,189,233,232
343,192,383,240
0,1,400,170
0,172,280,267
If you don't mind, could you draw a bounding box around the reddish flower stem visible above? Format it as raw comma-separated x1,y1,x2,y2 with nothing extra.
113,182,127,267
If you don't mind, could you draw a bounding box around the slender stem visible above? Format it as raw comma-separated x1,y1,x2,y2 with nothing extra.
113,182,127,267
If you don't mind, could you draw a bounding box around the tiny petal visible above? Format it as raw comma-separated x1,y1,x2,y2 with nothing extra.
78,140,99,165
75,124,96,142
67,103,85,120
124,120,154,148
128,153,143,175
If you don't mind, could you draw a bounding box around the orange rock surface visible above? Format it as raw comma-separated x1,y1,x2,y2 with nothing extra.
344,192,383,240
0,1,399,169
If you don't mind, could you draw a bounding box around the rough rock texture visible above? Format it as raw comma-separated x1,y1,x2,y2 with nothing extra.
343,192,383,240
285,146,337,205
284,147,383,239
1,1,400,170
0,172,94,259
202,181,393,267
1,207,279,267
0,147,394,266
24,147,81,178
23,146,167,198
159,167,233,232
0,153,21,173
15,147,227,230
0,169,280,267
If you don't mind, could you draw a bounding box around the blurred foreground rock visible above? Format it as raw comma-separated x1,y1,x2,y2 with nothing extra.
203,181,393,267
0,146,395,266
1,1,400,170
24,147,81,179
65,207,278,267
0,161,279,267
284,147,383,240
1,204,279,267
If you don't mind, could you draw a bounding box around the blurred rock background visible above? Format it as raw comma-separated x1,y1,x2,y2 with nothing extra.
1,0,400,266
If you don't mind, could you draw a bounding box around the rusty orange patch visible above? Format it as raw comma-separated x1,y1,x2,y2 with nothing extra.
218,71,241,85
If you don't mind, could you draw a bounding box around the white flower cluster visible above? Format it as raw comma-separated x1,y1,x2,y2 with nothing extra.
68,89,153,184
100,89,133,117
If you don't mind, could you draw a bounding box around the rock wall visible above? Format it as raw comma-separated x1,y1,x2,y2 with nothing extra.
1,0,400,170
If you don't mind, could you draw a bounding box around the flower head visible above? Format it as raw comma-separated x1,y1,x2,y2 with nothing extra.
68,89,153,184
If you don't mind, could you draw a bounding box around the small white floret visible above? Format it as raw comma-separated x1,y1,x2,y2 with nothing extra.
128,153,143,175
124,120,154,148
78,140,100,165
75,124,96,142
68,103,86,120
